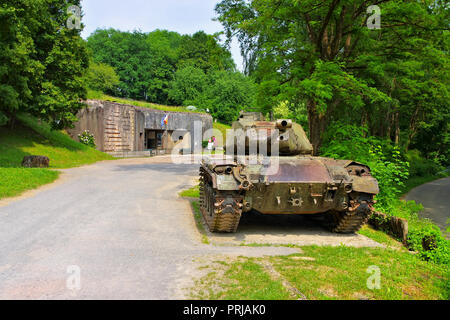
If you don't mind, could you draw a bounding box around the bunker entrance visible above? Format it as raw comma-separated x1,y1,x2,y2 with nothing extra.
145,130,174,150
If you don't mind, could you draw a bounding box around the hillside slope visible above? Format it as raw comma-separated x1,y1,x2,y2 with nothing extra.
0,114,113,200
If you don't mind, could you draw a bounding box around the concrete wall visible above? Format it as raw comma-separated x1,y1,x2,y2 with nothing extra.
68,104,105,151
68,100,213,154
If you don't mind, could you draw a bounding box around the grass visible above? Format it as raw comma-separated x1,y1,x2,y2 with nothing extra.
358,225,405,250
0,114,113,169
179,185,209,243
0,113,113,200
0,168,60,199
192,246,449,300
192,259,292,300
87,91,205,114
190,201,209,244
179,184,200,198
179,188,448,300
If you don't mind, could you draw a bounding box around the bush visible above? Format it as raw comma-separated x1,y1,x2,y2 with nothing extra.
321,122,449,265
405,149,443,177
85,61,120,94
380,199,450,265
321,122,409,205
78,130,96,148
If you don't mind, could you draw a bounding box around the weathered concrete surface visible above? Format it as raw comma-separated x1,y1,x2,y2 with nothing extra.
0,157,380,300
405,177,450,234
207,212,383,248
68,100,213,154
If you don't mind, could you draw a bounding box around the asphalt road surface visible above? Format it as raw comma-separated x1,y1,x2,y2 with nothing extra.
405,176,450,234
0,156,380,299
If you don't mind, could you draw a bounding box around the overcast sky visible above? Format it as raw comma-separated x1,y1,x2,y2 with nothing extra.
80,0,243,71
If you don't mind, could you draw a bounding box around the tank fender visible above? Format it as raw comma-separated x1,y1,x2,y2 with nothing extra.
351,176,380,195
344,162,379,195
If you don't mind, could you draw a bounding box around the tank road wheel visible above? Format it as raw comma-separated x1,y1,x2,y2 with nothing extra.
199,168,243,233
328,194,374,234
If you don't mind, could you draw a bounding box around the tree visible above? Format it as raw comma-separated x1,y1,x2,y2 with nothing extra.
0,0,89,129
216,0,449,156
168,66,208,105
87,29,237,105
195,70,257,123
85,61,120,94
178,31,236,73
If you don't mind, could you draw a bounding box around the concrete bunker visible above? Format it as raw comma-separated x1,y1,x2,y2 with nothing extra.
68,100,213,156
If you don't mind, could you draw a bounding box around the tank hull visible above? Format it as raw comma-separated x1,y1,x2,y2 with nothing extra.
199,112,379,234
199,155,379,233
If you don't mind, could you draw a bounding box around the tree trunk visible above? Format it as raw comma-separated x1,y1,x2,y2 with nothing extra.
394,111,400,145
406,106,420,152
307,100,326,155
386,111,392,140
8,114,16,130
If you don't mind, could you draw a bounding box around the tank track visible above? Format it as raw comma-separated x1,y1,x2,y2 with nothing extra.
199,167,243,233
329,199,373,234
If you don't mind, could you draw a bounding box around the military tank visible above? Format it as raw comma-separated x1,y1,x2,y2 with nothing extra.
199,112,379,233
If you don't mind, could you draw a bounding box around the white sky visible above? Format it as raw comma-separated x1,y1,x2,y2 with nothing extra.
80,0,243,71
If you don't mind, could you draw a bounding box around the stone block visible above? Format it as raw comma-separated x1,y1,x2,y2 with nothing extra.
369,211,409,244
22,156,50,168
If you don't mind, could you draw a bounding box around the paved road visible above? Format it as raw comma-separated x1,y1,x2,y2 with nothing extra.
0,157,380,299
405,177,450,234
0,157,302,299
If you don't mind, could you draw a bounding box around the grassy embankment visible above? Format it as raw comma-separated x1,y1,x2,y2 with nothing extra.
0,114,113,200
87,91,202,113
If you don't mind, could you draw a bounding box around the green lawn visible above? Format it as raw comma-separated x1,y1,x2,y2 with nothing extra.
0,113,113,200
192,246,449,300
179,184,448,300
179,184,200,198
0,168,60,199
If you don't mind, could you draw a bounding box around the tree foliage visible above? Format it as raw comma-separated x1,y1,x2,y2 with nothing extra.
169,66,256,123
0,0,89,129
216,0,449,162
87,28,238,105
85,61,120,94
87,28,255,123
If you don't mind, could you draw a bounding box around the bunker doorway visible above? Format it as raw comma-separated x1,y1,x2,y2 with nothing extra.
145,130,170,150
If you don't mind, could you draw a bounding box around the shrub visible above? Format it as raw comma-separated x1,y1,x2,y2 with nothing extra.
78,130,96,148
321,122,449,265
405,149,443,177
321,122,409,205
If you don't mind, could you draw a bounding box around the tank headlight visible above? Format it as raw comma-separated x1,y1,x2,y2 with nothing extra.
276,119,293,129
215,166,233,174
344,184,353,193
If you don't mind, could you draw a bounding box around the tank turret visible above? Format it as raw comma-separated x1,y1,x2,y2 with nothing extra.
229,112,313,156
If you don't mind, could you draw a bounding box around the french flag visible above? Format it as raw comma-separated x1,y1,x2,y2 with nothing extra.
161,114,169,127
